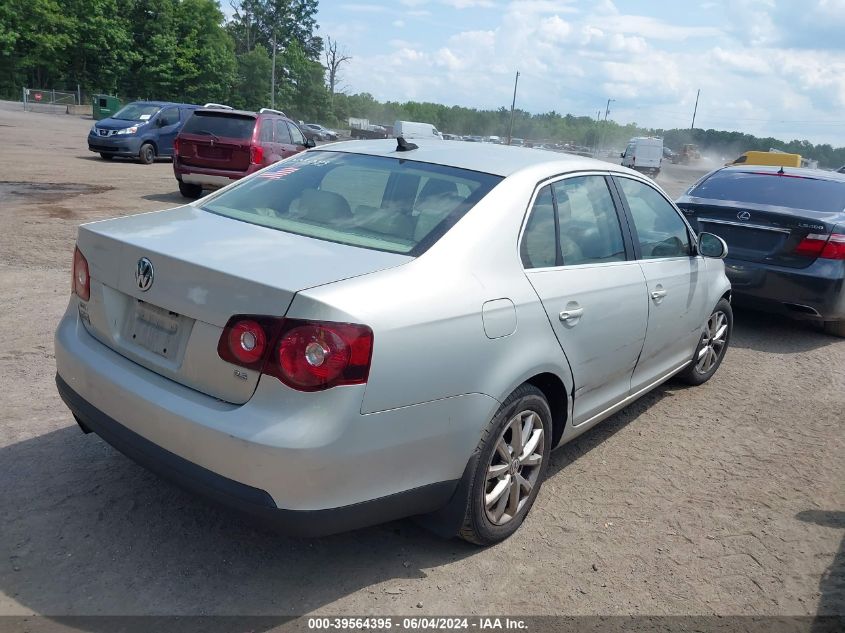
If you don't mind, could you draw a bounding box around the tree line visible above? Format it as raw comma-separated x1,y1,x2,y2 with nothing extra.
0,0,329,121
1,0,841,167
335,93,845,168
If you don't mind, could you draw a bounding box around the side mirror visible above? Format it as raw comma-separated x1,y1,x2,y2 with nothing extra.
304,137,316,148
620,152,625,158
698,232,728,259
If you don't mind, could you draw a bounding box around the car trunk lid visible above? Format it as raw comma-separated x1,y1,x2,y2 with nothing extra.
75,205,411,403
680,200,840,267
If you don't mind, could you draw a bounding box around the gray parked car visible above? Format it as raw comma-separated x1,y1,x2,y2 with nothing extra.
56,140,732,544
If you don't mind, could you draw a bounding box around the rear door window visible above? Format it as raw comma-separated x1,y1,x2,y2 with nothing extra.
553,176,626,265
689,170,845,213
182,113,257,139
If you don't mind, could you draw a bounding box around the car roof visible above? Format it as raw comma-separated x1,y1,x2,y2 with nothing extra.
315,139,630,178
719,164,845,183
128,100,198,108
194,107,260,118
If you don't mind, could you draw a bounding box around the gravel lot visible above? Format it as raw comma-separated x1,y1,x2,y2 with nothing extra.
0,101,842,619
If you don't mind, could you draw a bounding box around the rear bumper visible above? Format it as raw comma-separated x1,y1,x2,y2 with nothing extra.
725,257,845,321
174,161,255,189
56,374,456,536
54,303,492,533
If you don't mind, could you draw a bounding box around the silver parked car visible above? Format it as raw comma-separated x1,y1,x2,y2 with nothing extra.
56,140,732,544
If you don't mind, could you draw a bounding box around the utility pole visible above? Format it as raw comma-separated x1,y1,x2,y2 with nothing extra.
270,32,277,109
604,98,615,121
690,88,700,130
507,71,520,145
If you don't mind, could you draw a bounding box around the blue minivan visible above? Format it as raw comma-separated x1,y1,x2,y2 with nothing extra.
88,101,200,164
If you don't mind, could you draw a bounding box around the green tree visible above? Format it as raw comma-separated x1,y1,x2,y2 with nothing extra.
231,44,272,110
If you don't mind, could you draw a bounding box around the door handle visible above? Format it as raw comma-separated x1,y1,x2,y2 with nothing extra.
559,307,584,321
651,289,668,300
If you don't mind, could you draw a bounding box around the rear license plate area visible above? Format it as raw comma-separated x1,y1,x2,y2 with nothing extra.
127,300,182,360
197,145,229,159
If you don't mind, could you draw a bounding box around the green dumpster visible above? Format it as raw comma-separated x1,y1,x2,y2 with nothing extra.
92,94,121,120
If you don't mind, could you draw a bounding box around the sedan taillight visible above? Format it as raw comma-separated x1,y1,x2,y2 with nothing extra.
71,246,90,301
794,233,845,260
217,316,373,391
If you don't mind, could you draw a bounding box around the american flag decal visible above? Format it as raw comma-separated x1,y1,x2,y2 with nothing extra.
260,166,299,179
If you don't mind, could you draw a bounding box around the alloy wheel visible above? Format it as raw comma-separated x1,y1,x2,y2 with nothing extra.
696,310,728,374
484,409,545,525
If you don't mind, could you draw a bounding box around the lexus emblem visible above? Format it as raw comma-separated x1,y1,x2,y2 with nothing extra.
737,211,751,221
135,257,154,292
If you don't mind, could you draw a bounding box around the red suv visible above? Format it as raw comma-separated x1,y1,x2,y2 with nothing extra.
173,107,314,198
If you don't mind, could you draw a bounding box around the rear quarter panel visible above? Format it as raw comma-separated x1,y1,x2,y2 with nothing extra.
287,169,576,419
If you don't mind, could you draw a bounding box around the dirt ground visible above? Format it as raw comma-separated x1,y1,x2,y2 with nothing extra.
0,101,842,619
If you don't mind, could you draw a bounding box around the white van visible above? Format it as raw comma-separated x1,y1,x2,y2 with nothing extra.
394,120,443,140
621,137,663,176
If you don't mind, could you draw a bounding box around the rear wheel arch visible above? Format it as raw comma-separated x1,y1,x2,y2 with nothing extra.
525,372,568,448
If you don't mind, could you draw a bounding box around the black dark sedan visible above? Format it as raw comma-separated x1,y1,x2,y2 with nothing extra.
676,165,845,336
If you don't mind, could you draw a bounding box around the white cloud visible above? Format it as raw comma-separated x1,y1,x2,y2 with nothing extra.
333,0,845,143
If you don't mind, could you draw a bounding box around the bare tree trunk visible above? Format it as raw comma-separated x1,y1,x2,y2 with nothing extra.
324,36,351,109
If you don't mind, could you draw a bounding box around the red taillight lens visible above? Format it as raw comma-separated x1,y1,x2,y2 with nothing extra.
795,233,845,260
272,320,373,391
173,137,180,155
250,144,264,165
71,246,90,301
216,316,373,391
217,317,275,369
226,319,267,365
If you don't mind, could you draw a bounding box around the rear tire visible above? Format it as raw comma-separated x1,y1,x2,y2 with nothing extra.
139,142,155,165
99,153,114,161
677,298,732,386
823,320,845,338
458,384,552,545
178,181,203,199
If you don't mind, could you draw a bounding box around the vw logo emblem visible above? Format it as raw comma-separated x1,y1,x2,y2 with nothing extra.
737,211,751,221
135,257,154,292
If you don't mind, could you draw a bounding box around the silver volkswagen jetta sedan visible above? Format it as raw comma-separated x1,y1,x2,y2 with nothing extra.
56,139,732,544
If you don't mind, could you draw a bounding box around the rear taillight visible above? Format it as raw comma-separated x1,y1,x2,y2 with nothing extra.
217,316,373,391
795,233,845,260
173,137,180,155
250,144,264,165
71,246,90,301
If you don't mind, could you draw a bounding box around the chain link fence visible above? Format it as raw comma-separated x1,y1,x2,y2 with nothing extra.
22,87,80,113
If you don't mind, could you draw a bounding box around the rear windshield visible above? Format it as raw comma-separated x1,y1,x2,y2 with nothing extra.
112,103,160,121
200,151,502,255
689,170,845,213
182,112,256,139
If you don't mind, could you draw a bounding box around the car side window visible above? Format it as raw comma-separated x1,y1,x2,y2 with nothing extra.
617,177,691,259
259,120,273,143
520,186,558,269
275,119,292,144
552,176,626,266
288,123,306,146
159,107,179,127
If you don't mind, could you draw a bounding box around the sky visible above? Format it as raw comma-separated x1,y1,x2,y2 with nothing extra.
312,0,845,145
